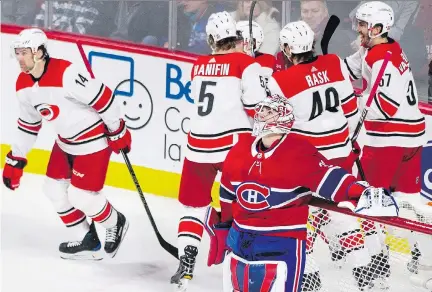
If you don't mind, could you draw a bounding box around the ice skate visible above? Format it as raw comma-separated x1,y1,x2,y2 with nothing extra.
104,211,129,258
171,245,198,291
59,221,103,260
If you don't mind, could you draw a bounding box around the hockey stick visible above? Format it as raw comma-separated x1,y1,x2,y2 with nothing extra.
351,51,392,143
321,15,340,55
318,15,367,178
248,1,258,57
76,41,179,260
351,51,392,180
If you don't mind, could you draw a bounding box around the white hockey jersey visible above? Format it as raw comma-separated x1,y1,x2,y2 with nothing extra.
186,52,267,163
13,57,121,157
267,54,359,160
344,39,426,147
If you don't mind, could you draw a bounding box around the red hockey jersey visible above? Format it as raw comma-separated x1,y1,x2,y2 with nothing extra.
186,52,267,163
344,39,426,147
13,58,120,157
219,134,360,240
267,55,358,159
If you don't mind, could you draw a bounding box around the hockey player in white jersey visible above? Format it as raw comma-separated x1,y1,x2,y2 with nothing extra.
266,21,386,291
345,2,431,289
3,28,130,260
236,20,276,76
170,11,267,291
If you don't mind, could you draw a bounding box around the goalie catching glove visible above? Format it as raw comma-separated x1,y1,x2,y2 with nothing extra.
105,119,132,154
204,207,232,267
338,181,399,217
2,151,27,190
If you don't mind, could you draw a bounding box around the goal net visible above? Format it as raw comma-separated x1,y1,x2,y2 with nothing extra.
301,198,432,292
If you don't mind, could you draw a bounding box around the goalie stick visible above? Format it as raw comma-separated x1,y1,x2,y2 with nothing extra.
76,41,179,260
248,1,258,57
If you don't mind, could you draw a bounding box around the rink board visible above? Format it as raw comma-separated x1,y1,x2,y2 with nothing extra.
1,24,431,204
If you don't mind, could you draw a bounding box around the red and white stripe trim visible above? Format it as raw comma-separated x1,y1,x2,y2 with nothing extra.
89,84,114,114
58,120,105,145
178,216,204,241
17,118,42,135
90,201,113,223
58,207,86,227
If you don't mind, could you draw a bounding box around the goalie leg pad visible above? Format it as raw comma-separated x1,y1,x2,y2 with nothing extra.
226,228,306,292
223,252,288,292
43,177,89,236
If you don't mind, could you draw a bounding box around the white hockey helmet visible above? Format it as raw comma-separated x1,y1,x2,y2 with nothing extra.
355,1,394,38
206,11,237,43
253,94,295,139
12,28,48,54
236,20,264,53
279,21,315,55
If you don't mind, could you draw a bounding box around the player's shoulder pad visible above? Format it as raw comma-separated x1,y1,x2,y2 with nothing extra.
285,133,318,156
229,133,255,157
365,41,400,68
16,72,34,92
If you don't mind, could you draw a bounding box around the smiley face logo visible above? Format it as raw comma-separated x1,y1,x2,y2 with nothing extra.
114,79,153,130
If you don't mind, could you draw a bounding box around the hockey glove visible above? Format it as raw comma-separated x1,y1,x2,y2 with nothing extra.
105,119,131,154
204,207,231,267
339,184,399,217
3,151,27,190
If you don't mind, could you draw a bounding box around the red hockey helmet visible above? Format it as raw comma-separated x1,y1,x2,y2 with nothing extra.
252,94,295,138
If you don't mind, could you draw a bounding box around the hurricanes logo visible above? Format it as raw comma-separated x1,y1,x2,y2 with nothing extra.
35,103,60,121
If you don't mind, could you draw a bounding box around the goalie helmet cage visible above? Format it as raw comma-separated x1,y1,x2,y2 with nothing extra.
302,198,432,292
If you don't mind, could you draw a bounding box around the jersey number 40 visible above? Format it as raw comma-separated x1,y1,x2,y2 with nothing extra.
309,87,340,121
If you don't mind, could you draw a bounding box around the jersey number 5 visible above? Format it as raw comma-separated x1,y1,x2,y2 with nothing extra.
198,81,216,117
309,87,340,121
75,73,88,87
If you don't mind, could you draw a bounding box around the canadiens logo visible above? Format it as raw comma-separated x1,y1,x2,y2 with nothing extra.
35,103,60,121
236,182,271,211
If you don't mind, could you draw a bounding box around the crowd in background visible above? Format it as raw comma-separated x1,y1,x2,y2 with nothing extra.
1,0,431,102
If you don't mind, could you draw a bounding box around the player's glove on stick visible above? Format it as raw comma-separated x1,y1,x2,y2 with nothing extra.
338,182,399,217
3,151,27,190
105,119,131,154
204,207,232,267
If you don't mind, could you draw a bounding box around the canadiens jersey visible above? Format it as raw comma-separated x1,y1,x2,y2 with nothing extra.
267,55,359,160
344,39,426,147
13,57,120,157
186,52,267,163
255,52,276,76
219,134,360,240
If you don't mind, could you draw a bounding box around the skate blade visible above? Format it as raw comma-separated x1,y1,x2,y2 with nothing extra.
173,278,189,292
60,250,103,261
106,219,130,258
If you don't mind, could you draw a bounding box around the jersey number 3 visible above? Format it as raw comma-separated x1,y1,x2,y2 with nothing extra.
198,81,216,117
309,87,340,121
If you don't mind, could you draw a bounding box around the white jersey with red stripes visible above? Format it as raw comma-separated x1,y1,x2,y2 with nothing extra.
344,39,426,147
267,54,358,160
186,52,267,163
13,57,119,157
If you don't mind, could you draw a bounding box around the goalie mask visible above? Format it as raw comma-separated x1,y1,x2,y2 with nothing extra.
252,94,295,139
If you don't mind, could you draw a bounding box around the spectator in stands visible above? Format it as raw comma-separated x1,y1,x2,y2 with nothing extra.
1,0,41,26
176,0,225,54
412,0,432,102
230,0,280,55
33,1,117,38
300,0,355,58
110,1,169,47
